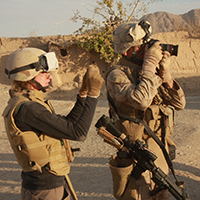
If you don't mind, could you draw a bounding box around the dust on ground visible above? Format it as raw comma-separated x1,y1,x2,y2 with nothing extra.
0,84,199,200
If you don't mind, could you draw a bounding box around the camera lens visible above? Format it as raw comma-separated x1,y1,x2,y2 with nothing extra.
160,44,178,56
148,39,178,56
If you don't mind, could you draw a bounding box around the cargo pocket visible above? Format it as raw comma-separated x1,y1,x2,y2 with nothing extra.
144,105,162,137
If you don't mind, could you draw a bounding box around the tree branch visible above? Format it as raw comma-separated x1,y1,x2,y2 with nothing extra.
127,0,140,22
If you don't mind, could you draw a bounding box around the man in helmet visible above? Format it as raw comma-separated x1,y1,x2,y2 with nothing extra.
106,21,186,199
2,47,104,200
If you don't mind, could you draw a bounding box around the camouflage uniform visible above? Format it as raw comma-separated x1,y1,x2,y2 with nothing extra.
107,57,186,200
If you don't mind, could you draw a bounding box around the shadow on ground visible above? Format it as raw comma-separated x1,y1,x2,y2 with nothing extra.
0,153,21,200
0,155,199,199
170,162,200,200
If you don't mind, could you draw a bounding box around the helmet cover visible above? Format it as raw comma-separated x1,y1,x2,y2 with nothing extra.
6,47,58,81
113,20,152,54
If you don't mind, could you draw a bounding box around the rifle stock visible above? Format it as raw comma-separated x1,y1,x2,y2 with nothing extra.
95,115,191,200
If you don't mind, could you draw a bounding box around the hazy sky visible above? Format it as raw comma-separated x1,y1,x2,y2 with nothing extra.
0,0,199,38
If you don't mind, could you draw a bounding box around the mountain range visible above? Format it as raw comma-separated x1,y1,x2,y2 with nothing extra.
140,9,200,34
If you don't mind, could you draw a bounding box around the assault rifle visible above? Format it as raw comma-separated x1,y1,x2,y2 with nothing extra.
95,115,191,200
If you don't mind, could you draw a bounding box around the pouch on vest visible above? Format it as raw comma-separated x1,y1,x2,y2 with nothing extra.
144,105,176,160
159,105,175,149
144,105,175,142
115,119,145,143
109,157,137,200
144,105,162,137
13,131,49,172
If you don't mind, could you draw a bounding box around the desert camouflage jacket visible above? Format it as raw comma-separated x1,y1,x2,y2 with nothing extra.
106,57,186,116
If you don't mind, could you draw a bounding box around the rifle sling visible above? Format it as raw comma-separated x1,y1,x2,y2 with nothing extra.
118,113,179,184
107,91,179,184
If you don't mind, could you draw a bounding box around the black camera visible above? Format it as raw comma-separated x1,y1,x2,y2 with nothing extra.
148,39,178,56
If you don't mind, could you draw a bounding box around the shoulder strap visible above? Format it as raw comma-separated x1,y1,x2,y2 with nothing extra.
13,101,29,117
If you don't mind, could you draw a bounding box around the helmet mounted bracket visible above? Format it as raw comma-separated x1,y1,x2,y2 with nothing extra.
138,19,151,44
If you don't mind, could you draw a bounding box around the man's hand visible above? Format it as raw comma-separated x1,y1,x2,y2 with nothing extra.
142,42,163,74
159,51,173,86
159,51,170,71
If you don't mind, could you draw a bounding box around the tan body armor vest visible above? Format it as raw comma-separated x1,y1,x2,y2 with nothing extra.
2,90,72,175
107,64,175,146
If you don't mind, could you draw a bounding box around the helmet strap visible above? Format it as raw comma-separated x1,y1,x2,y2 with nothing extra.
5,63,38,79
123,44,146,65
30,79,49,93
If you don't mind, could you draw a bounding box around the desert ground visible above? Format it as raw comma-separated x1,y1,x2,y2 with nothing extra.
0,81,200,200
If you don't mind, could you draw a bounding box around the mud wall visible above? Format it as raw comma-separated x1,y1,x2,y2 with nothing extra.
0,31,200,96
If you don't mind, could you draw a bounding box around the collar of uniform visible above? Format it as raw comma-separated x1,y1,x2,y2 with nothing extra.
28,89,44,102
9,89,44,102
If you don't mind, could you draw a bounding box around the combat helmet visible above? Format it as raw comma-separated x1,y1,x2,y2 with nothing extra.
5,47,58,81
113,19,152,54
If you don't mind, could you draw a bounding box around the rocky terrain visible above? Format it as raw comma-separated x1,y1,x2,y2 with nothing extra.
142,9,200,35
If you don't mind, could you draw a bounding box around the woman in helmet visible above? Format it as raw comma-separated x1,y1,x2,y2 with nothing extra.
2,47,104,200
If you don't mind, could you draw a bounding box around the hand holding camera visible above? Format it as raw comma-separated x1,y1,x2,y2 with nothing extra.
142,42,163,73
142,39,174,85
159,51,172,83
148,39,178,57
